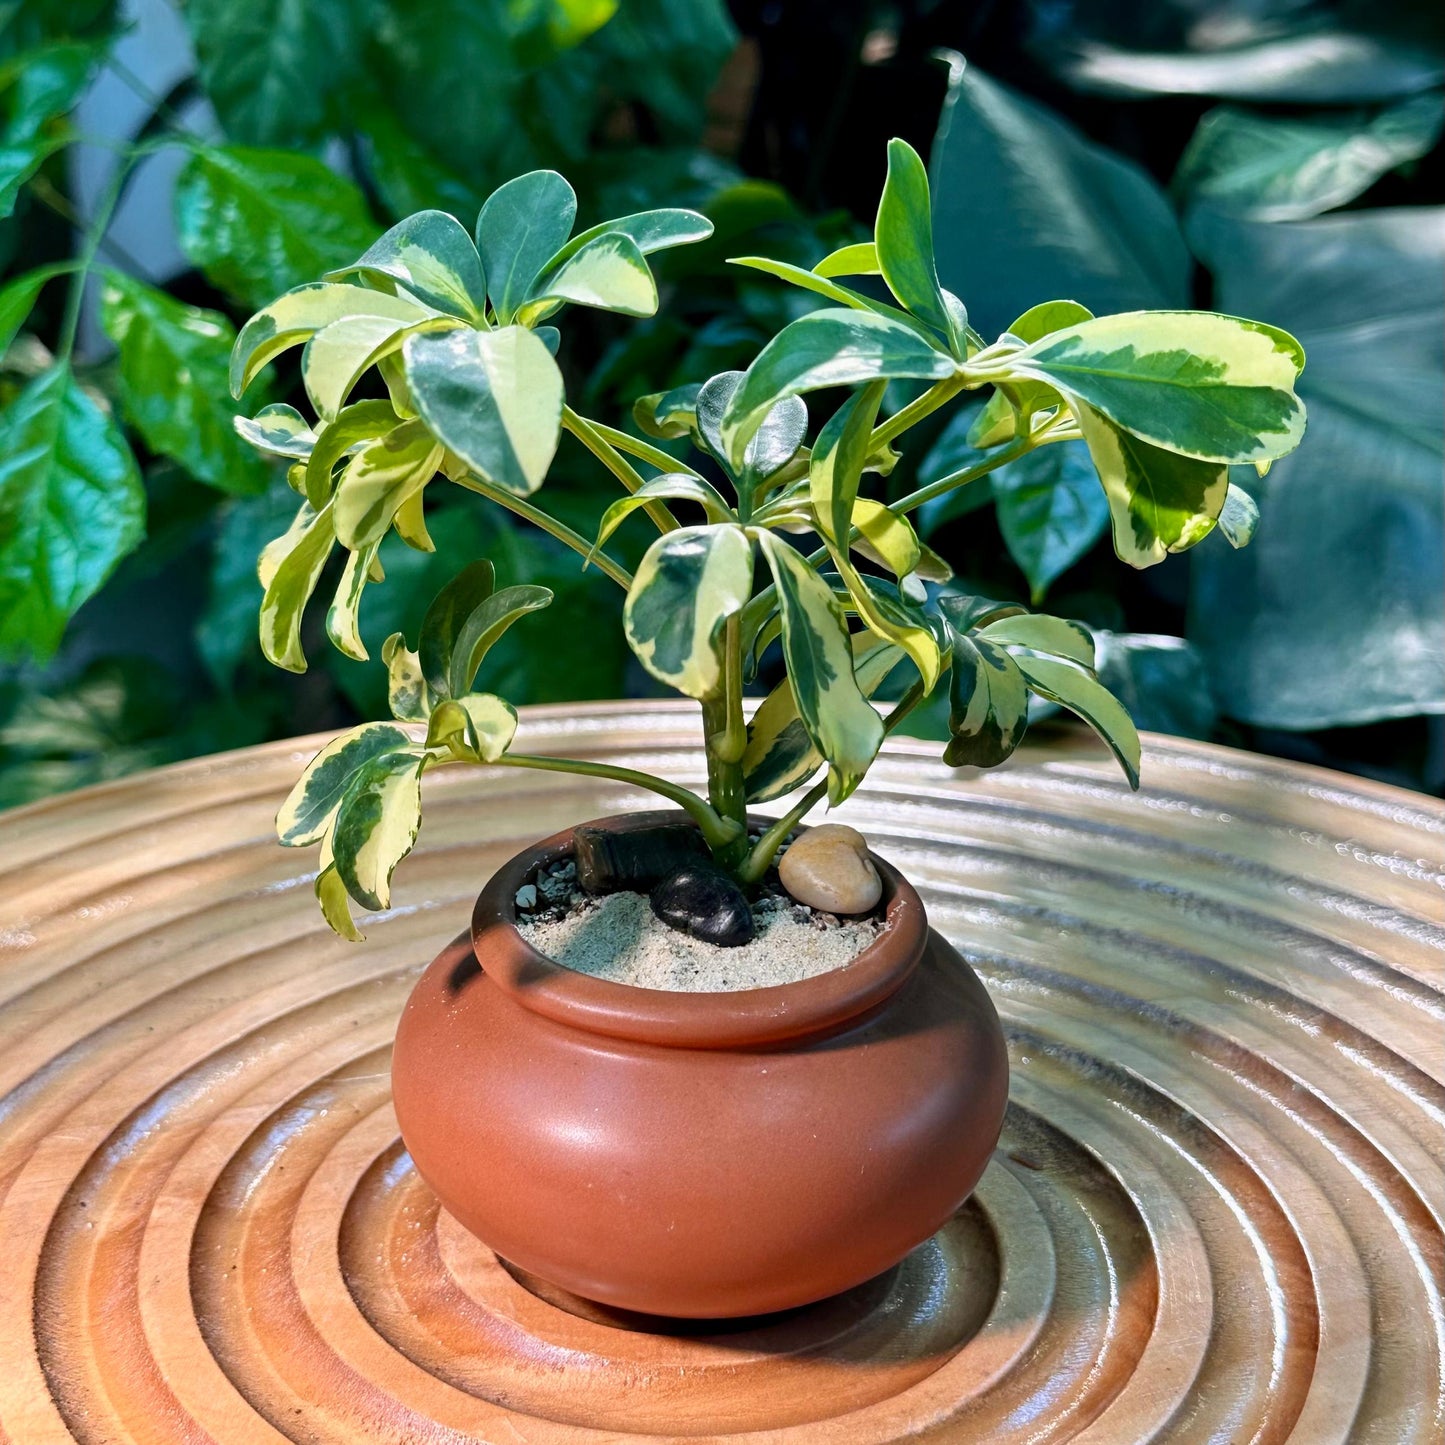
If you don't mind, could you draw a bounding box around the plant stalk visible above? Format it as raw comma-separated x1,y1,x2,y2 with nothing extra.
563,406,679,534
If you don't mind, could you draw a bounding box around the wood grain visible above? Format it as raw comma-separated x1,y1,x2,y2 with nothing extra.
1,700,1442,1443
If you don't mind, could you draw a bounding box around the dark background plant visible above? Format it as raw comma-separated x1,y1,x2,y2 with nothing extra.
2,0,1441,809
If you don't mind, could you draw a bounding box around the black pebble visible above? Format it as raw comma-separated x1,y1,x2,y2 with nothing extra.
650,863,755,948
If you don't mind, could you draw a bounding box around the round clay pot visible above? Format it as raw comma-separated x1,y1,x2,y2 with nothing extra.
392,812,1009,1319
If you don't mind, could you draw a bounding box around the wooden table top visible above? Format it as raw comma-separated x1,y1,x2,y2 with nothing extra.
1,701,1442,1444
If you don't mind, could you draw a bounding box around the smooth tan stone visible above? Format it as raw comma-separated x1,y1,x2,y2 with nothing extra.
778,823,882,915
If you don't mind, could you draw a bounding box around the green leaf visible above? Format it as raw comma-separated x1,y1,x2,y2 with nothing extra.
1217,481,1259,548
1173,94,1445,222
1007,310,1306,464
303,399,399,509
326,541,381,661
418,558,494,697
696,370,807,481
302,312,458,421
333,419,444,550
813,241,879,278
520,230,657,322
1071,399,1229,567
931,62,1189,338
332,747,427,911
325,209,488,320
275,721,413,846
258,500,335,671
98,271,271,496
936,591,1026,633
234,403,318,461
1095,632,1216,741
382,632,430,721
721,307,956,469
1187,204,1444,728
634,382,701,439
0,364,145,663
0,261,74,356
810,381,887,547
594,473,734,555
1012,653,1141,789
186,0,367,148
449,585,552,697
476,169,577,324
175,146,379,310
743,634,903,804
944,633,1029,769
875,138,954,345
404,325,564,496
980,612,1096,669
0,41,102,216
425,692,518,762
623,524,753,699
230,282,432,398
991,440,1110,602
726,256,917,323
756,530,884,805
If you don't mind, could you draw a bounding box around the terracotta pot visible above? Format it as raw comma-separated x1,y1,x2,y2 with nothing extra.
392,812,1009,1319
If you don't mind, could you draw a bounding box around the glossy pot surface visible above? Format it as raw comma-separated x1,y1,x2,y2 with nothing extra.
392,813,1009,1318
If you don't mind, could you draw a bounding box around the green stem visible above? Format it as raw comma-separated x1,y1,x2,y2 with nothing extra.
887,431,1038,517
582,418,705,480
869,373,970,450
563,406,678,534
737,682,926,884
495,753,741,851
450,471,633,590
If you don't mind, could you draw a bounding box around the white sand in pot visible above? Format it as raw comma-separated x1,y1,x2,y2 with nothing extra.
518,891,883,992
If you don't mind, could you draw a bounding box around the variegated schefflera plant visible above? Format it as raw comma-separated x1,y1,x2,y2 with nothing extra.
231,140,1306,938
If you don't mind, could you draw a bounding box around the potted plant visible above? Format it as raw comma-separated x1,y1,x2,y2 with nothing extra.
231,139,1305,1319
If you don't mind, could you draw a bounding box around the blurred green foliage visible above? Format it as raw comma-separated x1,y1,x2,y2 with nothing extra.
1,0,1442,805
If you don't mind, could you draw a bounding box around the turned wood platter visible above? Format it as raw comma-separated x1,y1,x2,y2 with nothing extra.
1,701,1442,1443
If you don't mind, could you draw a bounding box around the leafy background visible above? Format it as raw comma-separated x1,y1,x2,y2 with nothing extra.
1,0,1441,809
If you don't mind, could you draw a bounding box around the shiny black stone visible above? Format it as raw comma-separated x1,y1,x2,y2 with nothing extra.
649,863,755,948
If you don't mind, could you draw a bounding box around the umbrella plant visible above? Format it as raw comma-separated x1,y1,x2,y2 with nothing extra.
232,139,1305,938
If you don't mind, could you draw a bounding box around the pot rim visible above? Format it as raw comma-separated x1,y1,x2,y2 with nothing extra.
469,810,926,1050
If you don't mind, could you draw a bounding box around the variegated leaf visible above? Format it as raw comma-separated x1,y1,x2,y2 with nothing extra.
418,559,493,697
424,692,518,763
980,612,1096,669
1072,399,1229,567
382,632,430,720
316,863,363,942
276,721,414,846
519,231,657,323
1004,310,1306,464
850,498,922,578
230,282,435,397
324,210,487,321
841,571,941,691
404,325,563,496
634,382,701,440
810,382,887,547
393,489,434,551
542,207,712,271
447,585,553,697
945,634,1029,769
936,591,1026,633
721,308,956,470
727,257,919,326
593,474,734,557
624,525,754,700
304,399,399,508
1012,653,1141,788
1218,481,1260,548
333,419,444,550
969,300,1093,448
756,531,884,805
234,402,317,459
326,540,381,661
302,313,458,421
332,748,427,911
258,500,336,671
743,634,904,804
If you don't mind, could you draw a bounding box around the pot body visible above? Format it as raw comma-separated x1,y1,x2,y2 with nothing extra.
392,815,1009,1319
